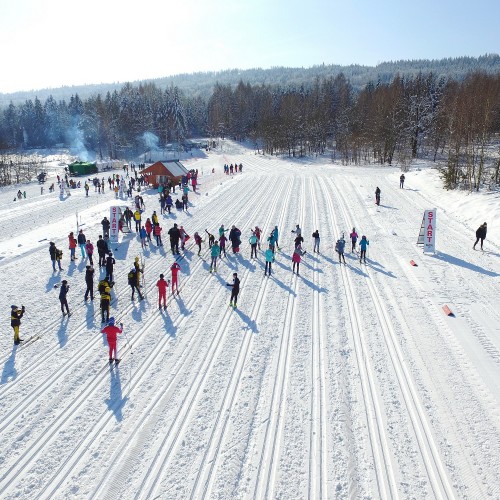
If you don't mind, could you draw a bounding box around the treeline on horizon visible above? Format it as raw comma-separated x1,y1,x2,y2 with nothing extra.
0,68,499,191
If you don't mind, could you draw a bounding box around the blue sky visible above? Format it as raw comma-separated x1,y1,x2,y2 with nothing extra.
0,0,498,93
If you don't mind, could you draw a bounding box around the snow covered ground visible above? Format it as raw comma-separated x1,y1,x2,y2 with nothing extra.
0,141,499,499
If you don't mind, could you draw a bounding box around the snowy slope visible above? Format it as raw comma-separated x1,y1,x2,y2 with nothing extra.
0,142,499,499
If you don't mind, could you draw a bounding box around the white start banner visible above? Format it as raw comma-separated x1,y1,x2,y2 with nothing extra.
110,206,120,243
423,209,436,253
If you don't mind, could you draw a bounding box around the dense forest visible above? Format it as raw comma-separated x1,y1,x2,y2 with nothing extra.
0,56,499,190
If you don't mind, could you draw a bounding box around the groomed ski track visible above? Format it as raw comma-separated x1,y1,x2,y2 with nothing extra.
0,141,499,499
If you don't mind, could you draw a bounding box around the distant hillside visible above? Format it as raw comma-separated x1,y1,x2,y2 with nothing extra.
1,54,499,107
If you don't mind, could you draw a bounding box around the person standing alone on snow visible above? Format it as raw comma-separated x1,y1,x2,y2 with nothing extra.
227,272,240,308
312,230,320,253
101,317,123,363
473,222,487,250
400,174,405,188
170,261,181,295
11,305,25,345
59,280,70,316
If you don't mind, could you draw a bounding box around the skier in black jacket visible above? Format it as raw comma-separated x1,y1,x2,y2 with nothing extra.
59,280,70,316
11,305,25,344
473,222,487,250
84,265,94,301
168,223,181,255
96,236,108,267
105,252,116,283
226,272,240,308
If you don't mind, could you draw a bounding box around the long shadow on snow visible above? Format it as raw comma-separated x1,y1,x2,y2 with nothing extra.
86,301,96,330
366,259,397,278
106,366,128,422
160,308,177,337
434,252,499,277
233,307,259,334
46,275,61,292
1,346,18,384
269,275,297,297
57,315,70,347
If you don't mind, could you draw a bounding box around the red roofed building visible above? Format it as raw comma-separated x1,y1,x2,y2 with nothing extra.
140,160,188,186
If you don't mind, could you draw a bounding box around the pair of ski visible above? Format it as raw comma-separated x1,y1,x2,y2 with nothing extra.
16,335,41,350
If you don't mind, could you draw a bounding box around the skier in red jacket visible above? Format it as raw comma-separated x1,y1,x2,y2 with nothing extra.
101,317,123,363
156,273,170,309
170,262,181,295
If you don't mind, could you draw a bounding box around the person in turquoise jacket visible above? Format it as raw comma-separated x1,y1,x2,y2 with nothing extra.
271,226,279,250
249,231,258,259
359,235,369,263
264,245,274,276
210,241,220,272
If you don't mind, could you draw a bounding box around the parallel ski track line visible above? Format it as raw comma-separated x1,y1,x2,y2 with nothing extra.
307,175,328,500
344,175,500,496
322,176,398,499
134,177,292,500
329,177,455,499
187,176,296,500
0,175,261,399
87,175,288,500
252,175,306,500
0,180,259,439
28,175,276,500
0,177,267,497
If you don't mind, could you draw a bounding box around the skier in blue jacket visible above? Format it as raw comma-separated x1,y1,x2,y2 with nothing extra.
336,236,346,264
264,245,274,276
359,235,369,263
210,241,220,272
271,226,279,250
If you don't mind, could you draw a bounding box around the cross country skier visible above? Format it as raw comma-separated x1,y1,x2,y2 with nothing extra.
139,226,148,248
210,241,220,272
205,229,215,248
292,244,305,274
101,317,123,363
219,232,227,256
194,232,203,255
170,261,181,295
375,187,381,206
68,232,77,261
228,226,242,253
105,252,116,283
271,226,279,250
264,245,274,276
49,241,63,271
101,217,110,239
77,229,87,258
97,235,108,267
168,223,181,255
85,239,94,265
359,235,369,263
11,305,25,345
84,265,94,301
312,230,320,253
100,285,111,323
156,274,170,309
249,231,258,259
473,222,487,250
254,226,262,249
336,236,346,264
291,224,301,237
128,267,143,300
59,280,71,316
400,174,405,188
350,228,358,252
226,272,240,308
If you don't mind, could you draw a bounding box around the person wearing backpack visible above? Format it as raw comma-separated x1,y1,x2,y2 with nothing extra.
128,267,143,300
100,285,111,323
